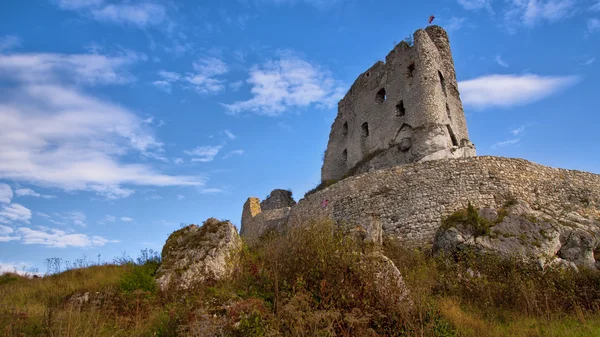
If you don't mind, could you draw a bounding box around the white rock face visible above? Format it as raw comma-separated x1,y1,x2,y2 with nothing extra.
433,200,600,270
156,218,242,291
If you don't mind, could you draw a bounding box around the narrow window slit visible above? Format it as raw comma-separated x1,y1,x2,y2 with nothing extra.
439,71,447,97
376,88,386,103
361,122,369,138
446,125,458,147
396,100,406,117
407,63,415,77
343,121,348,136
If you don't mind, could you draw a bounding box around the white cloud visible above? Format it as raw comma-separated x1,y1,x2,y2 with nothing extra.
145,194,162,200
0,225,18,242
495,55,509,68
0,35,22,51
223,149,245,159
91,3,167,27
511,125,526,136
259,0,347,9
17,227,116,248
152,80,172,93
61,211,86,227
185,145,223,162
505,0,576,28
230,80,244,91
592,1,600,11
582,56,596,65
103,215,116,222
224,130,236,140
223,53,345,116
0,52,205,199
444,17,468,32
153,58,228,95
0,184,12,204
158,70,181,82
55,0,105,10
587,18,600,34
177,194,185,200
458,74,579,108
492,138,521,148
0,52,143,85
174,158,184,165
120,216,133,222
200,188,223,194
55,0,169,28
457,0,493,11
0,204,32,224
14,188,56,199
0,262,34,275
36,212,51,218
184,57,229,94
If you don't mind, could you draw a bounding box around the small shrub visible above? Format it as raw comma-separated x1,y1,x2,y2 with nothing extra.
442,202,492,238
119,259,161,293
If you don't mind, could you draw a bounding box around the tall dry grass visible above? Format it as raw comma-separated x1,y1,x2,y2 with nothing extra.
2,220,600,336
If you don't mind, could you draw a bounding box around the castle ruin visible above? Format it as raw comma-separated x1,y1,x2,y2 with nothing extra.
322,25,475,181
239,26,600,247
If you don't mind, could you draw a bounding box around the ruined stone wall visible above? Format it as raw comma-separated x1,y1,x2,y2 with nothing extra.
289,156,600,246
241,191,296,243
321,26,475,182
260,189,296,211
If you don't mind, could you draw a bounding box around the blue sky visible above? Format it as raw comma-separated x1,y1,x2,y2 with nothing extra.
0,0,598,274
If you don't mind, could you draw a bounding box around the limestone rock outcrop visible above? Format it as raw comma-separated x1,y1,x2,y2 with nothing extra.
156,218,242,291
433,200,600,270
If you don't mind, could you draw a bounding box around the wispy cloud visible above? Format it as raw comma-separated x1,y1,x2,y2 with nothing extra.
199,188,223,194
177,194,185,200
224,130,236,140
61,211,86,227
581,56,596,65
223,52,345,116
0,35,22,51
592,1,600,11
0,204,32,224
15,188,56,199
458,74,579,109
495,55,509,68
223,149,245,159
0,184,12,204
17,226,117,248
184,145,223,162
0,225,18,242
0,51,144,85
444,17,468,32
511,125,526,136
101,215,116,223
0,51,205,199
492,138,521,149
504,0,577,29
145,194,162,201
153,57,229,95
587,18,600,34
54,0,170,28
456,0,494,12
120,216,133,222
258,0,348,10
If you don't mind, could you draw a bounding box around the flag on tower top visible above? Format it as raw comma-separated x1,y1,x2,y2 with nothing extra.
428,15,435,24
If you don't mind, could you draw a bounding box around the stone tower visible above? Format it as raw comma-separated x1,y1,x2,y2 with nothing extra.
321,26,476,182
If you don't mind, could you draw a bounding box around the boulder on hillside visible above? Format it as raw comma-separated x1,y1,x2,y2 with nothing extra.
156,218,242,291
433,200,600,270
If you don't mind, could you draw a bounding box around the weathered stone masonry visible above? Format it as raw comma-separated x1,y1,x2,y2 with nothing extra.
243,156,600,246
321,25,475,182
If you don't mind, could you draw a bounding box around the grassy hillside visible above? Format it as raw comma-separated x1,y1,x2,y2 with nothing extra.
2,220,600,336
